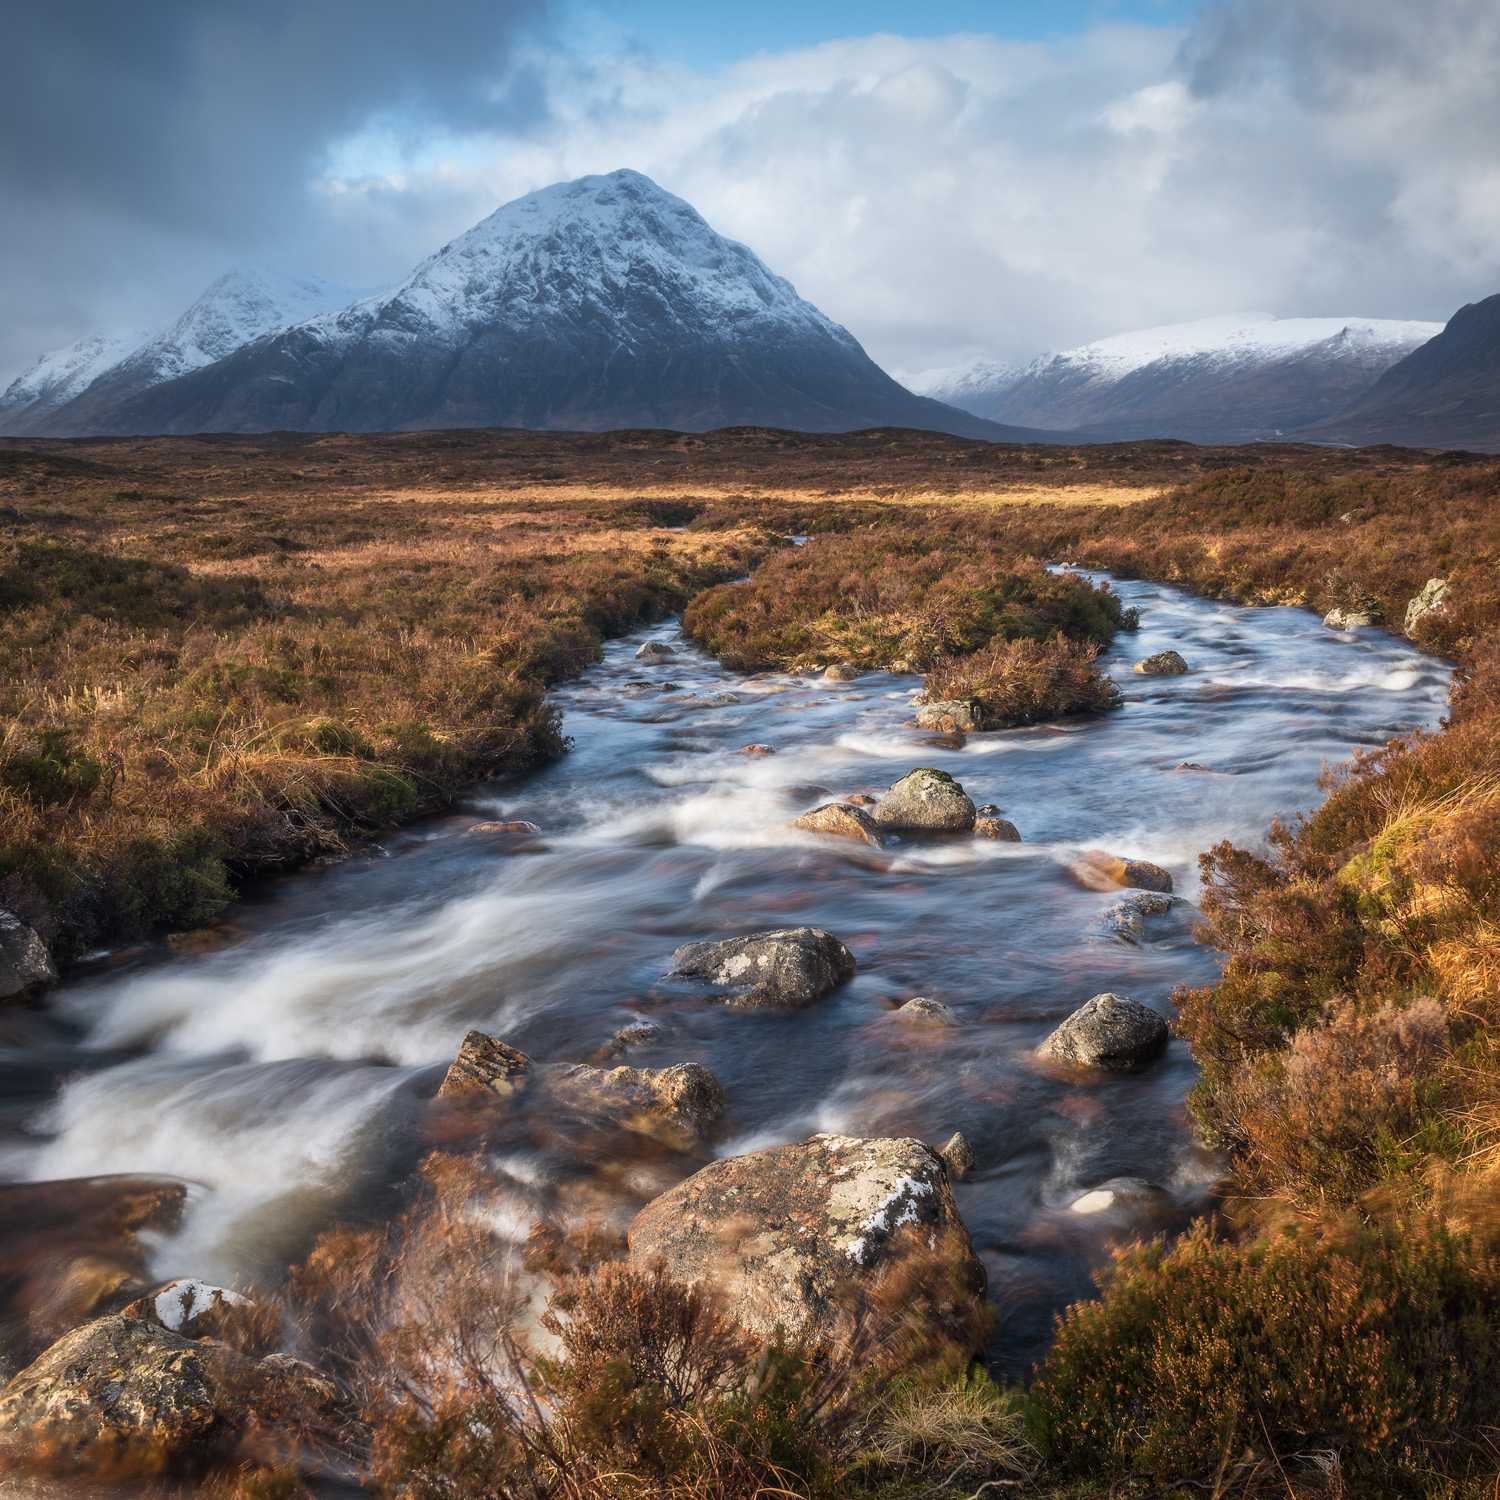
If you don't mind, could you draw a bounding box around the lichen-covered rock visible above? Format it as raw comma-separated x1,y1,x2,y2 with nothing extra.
897,998,958,1026
1132,651,1188,675
823,664,861,681
1323,607,1378,630
913,699,982,733
1070,850,1174,894
627,1134,985,1345
671,927,855,1008
550,1062,726,1149
0,909,56,1000
436,1031,531,1103
1038,993,1169,1072
119,1281,250,1342
871,768,976,831
938,1133,977,1180
636,641,676,660
792,803,885,848
1404,577,1451,636
974,817,1021,842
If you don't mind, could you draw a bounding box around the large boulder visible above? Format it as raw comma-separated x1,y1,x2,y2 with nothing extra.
1132,651,1188,675
1404,577,1451,636
0,910,56,1000
792,802,885,848
671,927,855,1008
549,1062,726,1150
1038,993,1169,1072
436,1030,532,1104
870,768,976,832
627,1134,985,1345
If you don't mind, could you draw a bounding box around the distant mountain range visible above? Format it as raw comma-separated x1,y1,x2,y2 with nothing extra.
905,314,1445,445
3,173,1038,443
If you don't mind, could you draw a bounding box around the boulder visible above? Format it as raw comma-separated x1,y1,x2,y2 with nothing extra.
1070,850,1174,894
550,1062,726,1150
888,658,914,674
671,927,855,1008
1404,577,1451,636
1132,651,1188,675
1323,607,1378,630
914,699,982,733
870,768,976,832
1085,892,1179,946
792,803,885,849
436,1031,532,1104
896,998,958,1026
823,664,861,681
627,1134,985,1345
119,1280,251,1342
1038,993,1169,1072
0,910,56,1000
938,1133,977,1180
636,641,676,661
845,793,877,807
974,817,1021,842
975,804,1001,816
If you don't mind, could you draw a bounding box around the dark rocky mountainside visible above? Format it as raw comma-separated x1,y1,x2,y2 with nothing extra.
63,172,1044,442
1294,294,1500,451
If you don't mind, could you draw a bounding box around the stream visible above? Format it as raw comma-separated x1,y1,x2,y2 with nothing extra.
0,573,1452,1378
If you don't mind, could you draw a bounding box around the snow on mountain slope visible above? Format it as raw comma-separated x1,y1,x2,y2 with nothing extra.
32,266,365,436
901,357,1024,419
985,313,1443,442
64,171,1039,441
0,327,155,434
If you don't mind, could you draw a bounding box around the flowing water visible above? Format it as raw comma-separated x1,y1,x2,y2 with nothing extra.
0,574,1452,1376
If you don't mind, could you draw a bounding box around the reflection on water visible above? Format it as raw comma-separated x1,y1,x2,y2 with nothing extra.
0,576,1451,1375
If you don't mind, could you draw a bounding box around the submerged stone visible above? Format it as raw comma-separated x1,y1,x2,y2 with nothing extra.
671,927,855,1008
1038,993,1169,1073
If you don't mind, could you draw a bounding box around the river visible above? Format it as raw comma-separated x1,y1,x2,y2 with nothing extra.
0,573,1451,1378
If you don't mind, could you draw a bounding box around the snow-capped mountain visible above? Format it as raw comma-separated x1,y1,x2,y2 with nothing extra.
0,327,155,435
902,357,1025,419
972,314,1443,443
60,171,1038,441
25,265,364,437
1295,294,1500,452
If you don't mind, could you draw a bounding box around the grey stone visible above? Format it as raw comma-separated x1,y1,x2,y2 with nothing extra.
1039,993,1169,1073
897,997,959,1025
914,699,982,733
938,1132,977,1180
870,767,976,831
1132,650,1188,675
671,927,856,1008
1404,577,1451,636
1085,892,1181,946
549,1062,726,1149
0,909,56,1000
823,664,861,680
635,641,676,660
1323,607,1378,630
974,817,1021,842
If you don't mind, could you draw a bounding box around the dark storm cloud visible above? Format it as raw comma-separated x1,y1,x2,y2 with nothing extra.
0,0,551,378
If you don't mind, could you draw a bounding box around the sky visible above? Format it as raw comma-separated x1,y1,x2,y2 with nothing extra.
3,0,1498,387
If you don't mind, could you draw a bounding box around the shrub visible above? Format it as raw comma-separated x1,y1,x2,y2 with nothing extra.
922,636,1121,727
0,727,104,806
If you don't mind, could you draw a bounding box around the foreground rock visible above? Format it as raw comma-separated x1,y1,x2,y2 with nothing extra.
671,927,855,1008
550,1062,726,1149
1404,577,1451,636
792,802,885,848
1132,651,1188,675
913,699,982,733
0,910,56,1000
1038,993,1169,1072
1070,850,1174,894
871,768,976,831
627,1134,985,1345
436,1030,532,1103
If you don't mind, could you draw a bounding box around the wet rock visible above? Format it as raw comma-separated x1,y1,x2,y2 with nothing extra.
974,817,1021,842
792,803,885,848
845,793,877,807
0,910,56,1000
636,641,676,661
550,1062,726,1150
1404,577,1451,636
119,1280,250,1342
1132,651,1188,675
627,1134,985,1346
897,997,958,1025
737,744,776,757
914,699,982,733
871,767,976,832
1068,1176,1168,1215
1323,607,1378,630
778,783,832,802
466,819,542,835
823,664,861,681
1173,762,1210,772
1085,892,1180,946
889,658,913,674
671,927,856,1008
1070,850,1174,894
939,1133,977,1180
1038,993,1169,1072
658,682,682,692
436,1031,531,1104
975,804,1001,816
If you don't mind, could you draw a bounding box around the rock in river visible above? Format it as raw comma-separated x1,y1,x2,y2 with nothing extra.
974,817,1021,842
550,1062,726,1149
437,1030,532,1103
671,927,855,1008
897,997,959,1026
792,802,885,848
823,664,861,680
1323,607,1378,630
0,909,56,1000
636,641,676,661
627,1134,986,1346
1038,993,1169,1072
870,767,976,831
1070,850,1174,894
119,1280,250,1342
1132,651,1188,675
913,699,982,733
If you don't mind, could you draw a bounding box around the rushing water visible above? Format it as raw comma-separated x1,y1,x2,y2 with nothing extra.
0,574,1452,1376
